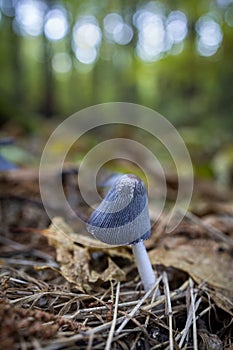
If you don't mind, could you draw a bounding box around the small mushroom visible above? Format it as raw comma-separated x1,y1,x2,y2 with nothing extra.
86,174,157,292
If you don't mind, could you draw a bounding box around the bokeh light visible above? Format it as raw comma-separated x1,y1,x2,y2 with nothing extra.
133,4,189,62
72,16,102,65
196,16,223,56
0,0,15,17
104,13,122,39
73,19,101,47
103,13,133,45
216,0,233,7
52,52,72,73
170,42,184,56
75,47,98,65
113,23,133,45
225,5,233,26
133,1,165,29
0,0,229,63
44,7,69,41
14,0,45,37
135,10,166,61
166,11,188,44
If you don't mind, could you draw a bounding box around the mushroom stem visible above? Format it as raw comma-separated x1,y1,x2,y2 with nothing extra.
132,241,156,292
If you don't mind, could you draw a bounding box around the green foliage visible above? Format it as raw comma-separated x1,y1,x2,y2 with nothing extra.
0,0,232,137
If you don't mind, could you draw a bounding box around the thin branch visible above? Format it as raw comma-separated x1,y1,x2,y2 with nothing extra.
190,279,198,350
163,272,173,350
144,282,159,327
177,297,201,347
142,279,189,311
42,317,127,350
86,332,94,350
115,276,162,335
105,282,120,350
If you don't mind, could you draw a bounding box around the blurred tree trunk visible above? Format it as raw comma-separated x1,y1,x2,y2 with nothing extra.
4,15,24,111
40,0,55,118
11,26,23,109
41,34,55,118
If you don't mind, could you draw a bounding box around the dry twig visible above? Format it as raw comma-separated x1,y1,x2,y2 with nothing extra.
115,276,162,335
162,272,173,350
105,282,120,350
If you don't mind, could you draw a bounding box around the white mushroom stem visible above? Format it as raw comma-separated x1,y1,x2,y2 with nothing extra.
132,241,156,292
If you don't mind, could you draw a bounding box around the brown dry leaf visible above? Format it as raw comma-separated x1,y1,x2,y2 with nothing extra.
40,217,129,291
50,217,132,260
40,219,90,292
149,235,233,314
90,257,125,283
0,168,40,198
198,331,223,350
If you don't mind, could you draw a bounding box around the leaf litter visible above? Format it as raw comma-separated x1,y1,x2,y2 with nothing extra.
0,168,233,349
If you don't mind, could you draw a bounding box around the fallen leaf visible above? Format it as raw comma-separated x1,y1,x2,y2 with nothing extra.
149,234,233,314
199,331,223,350
90,257,125,283
40,217,129,291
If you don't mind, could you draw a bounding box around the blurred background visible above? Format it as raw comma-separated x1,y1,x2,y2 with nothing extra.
0,0,233,184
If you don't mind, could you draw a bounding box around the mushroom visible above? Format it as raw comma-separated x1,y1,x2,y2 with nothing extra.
86,174,157,292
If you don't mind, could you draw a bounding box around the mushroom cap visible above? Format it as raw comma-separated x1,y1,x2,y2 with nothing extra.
86,174,151,245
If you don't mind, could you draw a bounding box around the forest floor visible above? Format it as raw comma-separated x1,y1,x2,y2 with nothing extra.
0,160,233,349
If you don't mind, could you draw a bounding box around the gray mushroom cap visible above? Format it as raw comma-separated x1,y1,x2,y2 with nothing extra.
86,174,151,245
